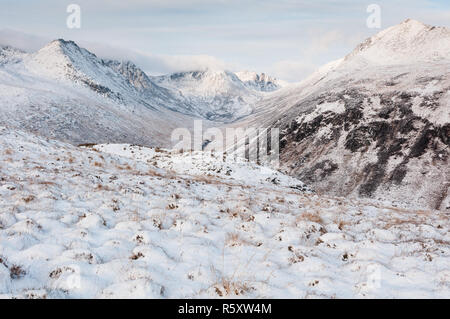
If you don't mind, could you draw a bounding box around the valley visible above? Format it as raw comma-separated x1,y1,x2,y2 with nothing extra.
0,18,449,299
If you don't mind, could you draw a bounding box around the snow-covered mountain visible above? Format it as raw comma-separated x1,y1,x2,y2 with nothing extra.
237,19,450,210
23,39,197,112
235,71,287,92
0,39,214,146
152,69,261,121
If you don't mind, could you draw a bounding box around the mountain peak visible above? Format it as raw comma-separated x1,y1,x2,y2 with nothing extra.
41,39,79,53
380,18,435,37
52,38,78,46
39,39,98,59
345,19,450,66
400,18,426,27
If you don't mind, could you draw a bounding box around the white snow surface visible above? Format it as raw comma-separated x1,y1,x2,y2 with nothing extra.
0,127,449,299
93,144,309,191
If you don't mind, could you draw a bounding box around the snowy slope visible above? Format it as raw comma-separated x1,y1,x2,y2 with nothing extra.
235,19,450,210
0,46,26,65
152,69,261,122
103,59,189,111
0,126,449,298
93,144,310,192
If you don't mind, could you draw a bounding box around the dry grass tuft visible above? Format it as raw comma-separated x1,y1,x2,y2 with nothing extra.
214,279,253,297
37,180,55,186
130,252,144,260
225,232,252,247
78,143,96,148
116,164,133,171
298,212,323,224
382,217,424,230
220,207,254,222
111,199,120,212
130,210,141,222
154,147,166,153
10,264,26,279
167,203,178,210
96,184,113,191
23,195,36,203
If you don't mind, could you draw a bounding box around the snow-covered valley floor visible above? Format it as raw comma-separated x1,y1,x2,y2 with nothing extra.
0,126,449,298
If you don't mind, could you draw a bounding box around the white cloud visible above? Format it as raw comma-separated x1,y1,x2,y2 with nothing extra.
69,40,235,75
304,30,343,57
97,47,233,75
0,28,231,76
268,60,318,83
0,29,50,52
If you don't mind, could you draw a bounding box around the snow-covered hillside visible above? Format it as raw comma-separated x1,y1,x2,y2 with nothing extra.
237,19,450,210
0,127,448,298
152,70,261,122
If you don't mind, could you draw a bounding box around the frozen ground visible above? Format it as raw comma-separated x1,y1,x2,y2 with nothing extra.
0,126,449,298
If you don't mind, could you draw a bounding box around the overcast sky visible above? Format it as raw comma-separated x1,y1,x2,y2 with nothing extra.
0,0,449,81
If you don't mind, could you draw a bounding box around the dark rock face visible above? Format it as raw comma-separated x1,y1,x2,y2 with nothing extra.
272,84,449,210
344,122,392,152
300,160,339,183
294,114,324,141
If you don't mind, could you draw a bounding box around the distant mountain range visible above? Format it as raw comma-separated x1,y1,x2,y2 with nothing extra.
151,70,286,121
0,39,286,139
152,69,260,121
